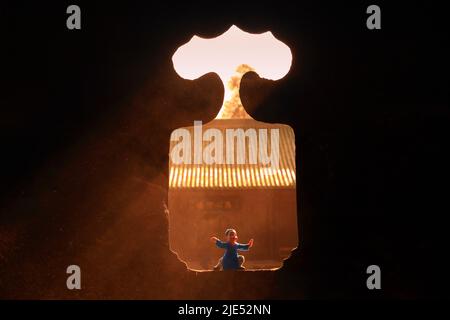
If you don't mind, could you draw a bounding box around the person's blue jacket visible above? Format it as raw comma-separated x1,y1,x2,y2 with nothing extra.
215,239,250,270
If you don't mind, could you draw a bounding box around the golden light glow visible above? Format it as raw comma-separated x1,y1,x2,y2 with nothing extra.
172,25,292,119
169,26,297,270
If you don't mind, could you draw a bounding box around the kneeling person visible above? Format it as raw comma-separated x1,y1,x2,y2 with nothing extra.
210,228,254,270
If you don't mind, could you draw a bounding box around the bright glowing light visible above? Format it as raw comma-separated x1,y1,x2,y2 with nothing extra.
172,25,292,119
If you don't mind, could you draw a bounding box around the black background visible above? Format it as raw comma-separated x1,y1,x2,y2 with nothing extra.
0,1,448,299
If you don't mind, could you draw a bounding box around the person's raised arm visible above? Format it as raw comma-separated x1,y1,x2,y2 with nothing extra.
211,236,227,248
237,239,254,251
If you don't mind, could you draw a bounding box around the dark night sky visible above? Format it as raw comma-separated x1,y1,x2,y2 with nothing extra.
0,1,449,298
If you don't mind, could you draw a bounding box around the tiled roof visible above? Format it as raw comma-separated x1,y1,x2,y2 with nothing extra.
169,119,296,189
